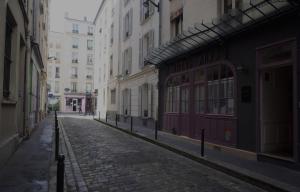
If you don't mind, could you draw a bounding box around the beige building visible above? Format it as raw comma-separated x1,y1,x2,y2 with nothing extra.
0,0,49,167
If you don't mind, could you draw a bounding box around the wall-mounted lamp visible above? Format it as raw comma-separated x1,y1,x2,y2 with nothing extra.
143,0,160,12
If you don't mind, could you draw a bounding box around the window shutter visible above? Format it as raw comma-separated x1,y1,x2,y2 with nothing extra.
123,16,126,40
140,0,144,23
138,86,142,116
129,89,132,115
139,38,143,68
128,47,132,74
122,51,125,75
149,30,155,53
148,84,152,118
149,0,155,16
129,8,133,36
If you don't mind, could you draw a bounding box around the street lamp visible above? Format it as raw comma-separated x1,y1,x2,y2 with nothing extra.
143,0,160,12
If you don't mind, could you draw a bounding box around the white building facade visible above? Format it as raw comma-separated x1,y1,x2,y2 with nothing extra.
47,16,96,114
94,0,160,128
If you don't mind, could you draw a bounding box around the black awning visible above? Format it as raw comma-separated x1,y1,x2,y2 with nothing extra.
145,0,299,66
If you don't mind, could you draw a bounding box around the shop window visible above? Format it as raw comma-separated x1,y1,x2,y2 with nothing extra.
180,87,189,113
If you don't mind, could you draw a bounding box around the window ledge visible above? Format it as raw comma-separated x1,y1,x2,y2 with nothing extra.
2,99,17,106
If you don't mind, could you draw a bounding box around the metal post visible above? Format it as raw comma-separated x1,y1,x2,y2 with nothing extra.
106,113,107,123
57,154,65,192
115,114,118,128
201,129,205,157
155,121,158,140
55,126,59,160
99,112,100,120
130,116,133,133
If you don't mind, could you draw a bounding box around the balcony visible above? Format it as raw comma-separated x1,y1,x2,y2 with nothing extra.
88,32,93,36
72,30,79,34
55,74,60,78
87,47,93,50
72,45,78,49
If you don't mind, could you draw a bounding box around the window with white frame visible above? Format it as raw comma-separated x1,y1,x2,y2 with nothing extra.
86,68,93,80
122,89,131,116
86,83,92,92
71,82,77,92
111,89,116,104
55,52,60,63
72,38,79,48
222,0,243,14
71,67,78,78
55,81,59,93
110,23,114,45
140,0,155,23
55,67,60,78
171,14,183,39
87,54,93,65
139,83,153,118
123,47,132,76
72,52,78,63
109,55,113,76
88,26,93,36
72,23,79,33
139,30,154,68
123,9,133,40
87,40,93,50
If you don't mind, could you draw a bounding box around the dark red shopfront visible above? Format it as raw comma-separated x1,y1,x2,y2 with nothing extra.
162,57,237,147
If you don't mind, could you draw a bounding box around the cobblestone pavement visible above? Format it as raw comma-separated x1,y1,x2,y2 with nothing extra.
61,117,265,192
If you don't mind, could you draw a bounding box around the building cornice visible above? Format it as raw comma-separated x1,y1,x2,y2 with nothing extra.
118,66,157,83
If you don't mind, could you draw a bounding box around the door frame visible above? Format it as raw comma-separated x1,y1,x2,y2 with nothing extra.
256,38,298,161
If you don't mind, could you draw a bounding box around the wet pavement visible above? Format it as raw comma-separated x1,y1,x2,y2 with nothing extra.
61,117,265,192
0,116,54,192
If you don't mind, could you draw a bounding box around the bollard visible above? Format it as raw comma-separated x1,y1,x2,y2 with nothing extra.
55,127,59,160
130,116,133,133
155,121,158,140
115,114,118,128
57,154,65,192
201,129,205,157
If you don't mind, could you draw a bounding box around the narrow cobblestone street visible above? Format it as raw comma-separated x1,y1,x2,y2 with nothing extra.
60,117,265,192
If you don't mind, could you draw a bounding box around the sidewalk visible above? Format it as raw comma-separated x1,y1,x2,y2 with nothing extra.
0,116,54,192
98,118,300,192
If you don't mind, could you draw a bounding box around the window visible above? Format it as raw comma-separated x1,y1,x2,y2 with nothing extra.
111,89,116,104
123,9,133,40
72,52,78,63
139,30,154,68
55,52,60,63
88,26,93,36
124,0,130,6
72,38,79,48
72,23,79,33
71,82,77,92
140,0,154,23
86,68,93,80
171,14,183,39
3,9,16,98
87,40,93,50
122,89,131,115
139,83,152,118
71,67,78,78
110,23,114,45
86,83,92,92
180,87,189,113
87,54,93,65
123,47,132,76
110,55,113,76
165,64,235,115
55,81,59,93
55,67,60,78
222,0,243,14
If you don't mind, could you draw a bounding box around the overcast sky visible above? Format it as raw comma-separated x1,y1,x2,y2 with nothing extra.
50,0,102,32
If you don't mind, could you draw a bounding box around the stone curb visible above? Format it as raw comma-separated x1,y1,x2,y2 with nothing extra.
94,119,298,192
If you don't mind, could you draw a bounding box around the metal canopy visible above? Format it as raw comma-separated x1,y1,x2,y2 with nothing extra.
145,0,299,66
